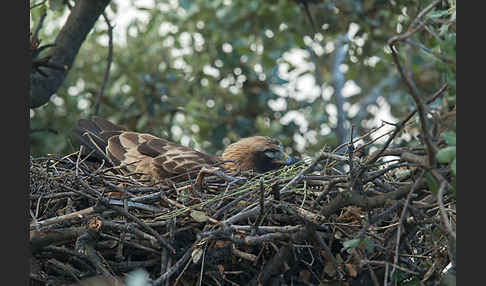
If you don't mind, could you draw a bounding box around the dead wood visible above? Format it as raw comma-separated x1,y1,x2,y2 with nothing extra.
29,117,455,285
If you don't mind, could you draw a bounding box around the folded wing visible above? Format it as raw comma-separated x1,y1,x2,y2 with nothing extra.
72,117,220,181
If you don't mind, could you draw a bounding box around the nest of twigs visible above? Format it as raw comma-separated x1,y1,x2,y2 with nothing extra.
29,133,456,286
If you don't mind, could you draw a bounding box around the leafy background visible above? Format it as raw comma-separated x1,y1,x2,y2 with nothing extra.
30,0,456,162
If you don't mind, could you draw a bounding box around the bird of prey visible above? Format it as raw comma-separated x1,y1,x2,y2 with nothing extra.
72,117,294,182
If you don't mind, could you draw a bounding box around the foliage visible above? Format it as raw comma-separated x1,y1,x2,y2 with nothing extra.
30,0,455,160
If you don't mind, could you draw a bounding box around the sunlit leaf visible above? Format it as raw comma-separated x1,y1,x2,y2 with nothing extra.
190,210,209,222
436,146,456,163
451,158,456,176
442,131,456,146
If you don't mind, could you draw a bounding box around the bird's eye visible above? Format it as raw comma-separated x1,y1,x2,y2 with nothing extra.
264,149,277,158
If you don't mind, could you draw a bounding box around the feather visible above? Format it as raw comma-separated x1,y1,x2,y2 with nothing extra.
72,118,293,182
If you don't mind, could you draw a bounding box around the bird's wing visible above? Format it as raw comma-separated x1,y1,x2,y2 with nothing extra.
73,117,220,181
107,132,219,180
72,117,127,163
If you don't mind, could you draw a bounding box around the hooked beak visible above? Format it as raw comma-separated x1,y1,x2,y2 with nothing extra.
275,152,297,166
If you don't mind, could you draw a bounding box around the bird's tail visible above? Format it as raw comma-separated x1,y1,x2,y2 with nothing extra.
71,116,127,165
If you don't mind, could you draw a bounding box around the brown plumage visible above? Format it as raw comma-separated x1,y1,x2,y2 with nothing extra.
72,117,293,182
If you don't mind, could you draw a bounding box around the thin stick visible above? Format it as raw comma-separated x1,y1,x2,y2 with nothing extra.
75,145,83,177
279,150,331,195
29,206,95,230
106,203,176,254
388,0,442,167
152,247,192,286
390,172,425,280
32,9,47,41
437,181,456,240
94,12,114,116
361,259,419,275
365,82,447,166
254,180,265,229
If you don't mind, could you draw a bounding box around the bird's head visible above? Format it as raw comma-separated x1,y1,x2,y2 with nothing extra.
221,136,295,173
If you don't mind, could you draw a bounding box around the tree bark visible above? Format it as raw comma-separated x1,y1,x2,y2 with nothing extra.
29,0,111,108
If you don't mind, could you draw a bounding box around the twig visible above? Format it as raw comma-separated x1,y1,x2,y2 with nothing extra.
298,0,317,35
160,248,169,286
29,206,95,230
318,177,426,217
30,227,87,253
93,11,114,116
362,253,380,286
306,223,343,279
223,203,266,226
232,232,292,246
30,0,47,10
360,259,419,275
75,145,83,177
250,228,311,285
31,8,47,41
404,39,456,70
356,202,401,239
212,189,256,219
332,123,385,154
388,0,442,167
279,150,329,195
152,247,192,286
104,202,176,254
231,225,304,233
437,181,456,240
365,82,447,165
197,245,207,286
253,180,266,230
173,252,192,286
232,245,257,262
390,172,425,280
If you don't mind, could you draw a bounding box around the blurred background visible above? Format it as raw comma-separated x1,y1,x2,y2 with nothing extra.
29,0,456,158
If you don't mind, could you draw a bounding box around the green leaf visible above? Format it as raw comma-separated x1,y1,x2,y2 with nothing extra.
363,236,375,254
48,0,64,10
436,146,456,163
451,158,456,176
190,210,209,222
342,238,361,251
442,131,456,146
426,172,440,195
427,10,449,19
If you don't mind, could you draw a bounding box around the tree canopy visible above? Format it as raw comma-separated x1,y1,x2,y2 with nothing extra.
30,0,455,159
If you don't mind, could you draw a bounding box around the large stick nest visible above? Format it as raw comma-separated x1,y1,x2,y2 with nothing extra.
29,128,456,286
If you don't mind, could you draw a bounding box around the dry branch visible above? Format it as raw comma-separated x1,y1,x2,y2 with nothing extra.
30,0,111,108
29,118,455,285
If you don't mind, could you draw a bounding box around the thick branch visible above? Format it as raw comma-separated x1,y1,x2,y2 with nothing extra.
29,0,111,108
332,36,349,145
319,178,426,217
